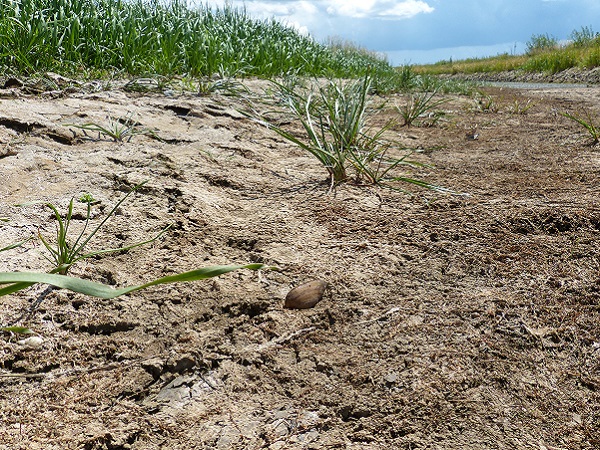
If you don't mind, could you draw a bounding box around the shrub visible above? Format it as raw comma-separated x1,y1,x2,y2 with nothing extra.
570,26,599,48
526,33,558,55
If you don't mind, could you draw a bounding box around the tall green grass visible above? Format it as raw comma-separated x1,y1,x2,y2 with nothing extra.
0,0,393,79
413,54,528,75
522,48,581,73
416,25,600,76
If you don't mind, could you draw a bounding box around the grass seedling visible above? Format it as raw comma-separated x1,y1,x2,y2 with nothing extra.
561,110,600,145
475,93,499,113
0,230,272,299
508,99,534,115
0,325,32,334
65,113,157,142
0,189,274,300
123,77,167,93
18,181,170,276
197,76,248,97
0,239,31,253
397,89,449,127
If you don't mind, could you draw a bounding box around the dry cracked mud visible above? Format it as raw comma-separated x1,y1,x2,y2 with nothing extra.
0,77,599,449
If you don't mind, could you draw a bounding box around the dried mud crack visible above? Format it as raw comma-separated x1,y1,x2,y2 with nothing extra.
0,81,599,449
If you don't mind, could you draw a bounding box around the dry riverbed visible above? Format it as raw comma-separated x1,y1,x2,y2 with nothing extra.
0,76,599,449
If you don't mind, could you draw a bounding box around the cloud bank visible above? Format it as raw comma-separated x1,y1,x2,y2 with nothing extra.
325,0,434,19
205,0,600,65
210,0,434,21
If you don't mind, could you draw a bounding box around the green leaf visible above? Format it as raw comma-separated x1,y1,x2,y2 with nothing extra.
0,264,274,299
0,238,31,253
1,326,33,334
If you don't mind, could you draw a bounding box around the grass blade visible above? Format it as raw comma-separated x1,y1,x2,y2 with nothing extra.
0,238,31,253
0,264,273,299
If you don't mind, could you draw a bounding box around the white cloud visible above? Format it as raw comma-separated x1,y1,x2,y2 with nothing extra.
208,1,317,34
208,1,434,21
239,1,319,18
325,0,434,19
203,0,435,44
378,1,435,19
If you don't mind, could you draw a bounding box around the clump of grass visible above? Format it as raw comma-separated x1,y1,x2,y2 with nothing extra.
523,48,581,74
474,93,499,113
562,109,600,145
397,88,449,127
569,26,600,48
370,65,417,94
416,26,600,76
196,75,248,97
508,99,534,115
65,113,157,142
413,54,528,76
253,75,448,192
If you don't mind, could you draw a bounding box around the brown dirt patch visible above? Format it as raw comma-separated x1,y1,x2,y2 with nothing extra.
0,80,599,449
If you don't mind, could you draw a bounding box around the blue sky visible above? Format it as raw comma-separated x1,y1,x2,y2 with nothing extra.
206,0,600,65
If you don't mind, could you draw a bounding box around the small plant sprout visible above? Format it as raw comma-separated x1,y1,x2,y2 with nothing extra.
0,325,33,334
78,192,98,204
561,109,600,145
475,93,499,113
123,77,167,93
508,99,534,115
197,68,249,97
0,239,31,253
1,186,274,299
397,88,449,127
65,112,157,142
18,181,170,276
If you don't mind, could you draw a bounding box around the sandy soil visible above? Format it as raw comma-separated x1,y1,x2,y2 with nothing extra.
0,76,599,449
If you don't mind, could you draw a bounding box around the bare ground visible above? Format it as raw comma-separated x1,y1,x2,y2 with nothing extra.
0,77,599,449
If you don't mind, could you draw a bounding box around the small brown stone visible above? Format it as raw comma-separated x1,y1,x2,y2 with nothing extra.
285,280,328,309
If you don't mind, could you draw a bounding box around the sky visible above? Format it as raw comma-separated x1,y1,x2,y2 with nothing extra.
205,0,600,65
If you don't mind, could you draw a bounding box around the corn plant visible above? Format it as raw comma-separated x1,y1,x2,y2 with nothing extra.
397,89,449,127
0,0,391,79
253,75,448,192
561,110,600,145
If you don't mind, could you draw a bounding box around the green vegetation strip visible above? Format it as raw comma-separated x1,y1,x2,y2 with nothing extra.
0,0,389,78
415,26,600,75
0,264,271,299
